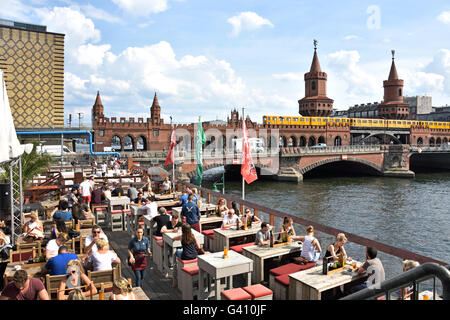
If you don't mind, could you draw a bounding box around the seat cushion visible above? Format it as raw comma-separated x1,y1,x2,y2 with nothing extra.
152,235,163,241
110,209,122,214
181,264,199,276
207,234,214,240
176,257,198,265
201,229,214,235
243,284,273,298
94,207,107,212
269,262,316,277
275,274,290,287
156,240,163,248
230,243,254,254
221,288,252,300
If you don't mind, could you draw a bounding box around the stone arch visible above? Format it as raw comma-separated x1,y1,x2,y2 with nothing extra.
174,128,192,152
268,135,278,149
299,136,307,147
444,137,448,145
318,136,325,144
417,137,423,146
288,136,297,147
436,137,442,146
299,157,383,176
429,137,435,146
334,136,342,146
308,136,316,146
279,136,287,147
111,135,121,151
124,135,134,151
136,136,146,151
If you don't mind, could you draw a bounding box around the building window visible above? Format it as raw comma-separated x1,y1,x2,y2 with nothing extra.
99,130,104,137
399,89,402,96
312,81,316,91
153,129,159,137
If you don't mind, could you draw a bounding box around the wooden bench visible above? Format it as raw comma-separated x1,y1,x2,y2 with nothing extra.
45,274,66,298
87,264,121,291
151,236,164,274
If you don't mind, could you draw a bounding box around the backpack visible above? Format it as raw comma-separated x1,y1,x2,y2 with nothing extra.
0,244,13,260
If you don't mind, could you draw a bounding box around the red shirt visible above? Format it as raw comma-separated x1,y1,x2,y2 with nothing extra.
1,278,45,300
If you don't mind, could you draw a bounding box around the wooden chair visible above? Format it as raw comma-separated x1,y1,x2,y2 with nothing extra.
45,274,66,298
9,247,38,263
87,264,121,291
65,220,74,229
17,240,44,257
79,217,95,229
65,238,76,253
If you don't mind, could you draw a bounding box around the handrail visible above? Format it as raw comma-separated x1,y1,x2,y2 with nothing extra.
179,181,449,267
340,263,450,300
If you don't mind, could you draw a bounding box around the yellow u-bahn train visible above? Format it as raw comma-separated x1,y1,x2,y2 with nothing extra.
262,115,450,130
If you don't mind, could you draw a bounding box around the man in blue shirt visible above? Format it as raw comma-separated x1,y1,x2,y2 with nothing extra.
180,188,191,207
53,200,73,222
181,194,201,232
42,245,78,276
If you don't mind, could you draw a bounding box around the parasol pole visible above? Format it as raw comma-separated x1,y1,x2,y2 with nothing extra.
242,107,245,200
171,116,175,193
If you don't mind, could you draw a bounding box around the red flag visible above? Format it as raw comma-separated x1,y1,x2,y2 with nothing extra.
165,129,177,166
241,120,258,184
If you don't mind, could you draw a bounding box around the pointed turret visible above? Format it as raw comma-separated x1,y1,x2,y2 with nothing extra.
92,90,104,126
310,48,322,73
94,90,103,107
150,92,161,125
388,50,399,81
152,92,160,108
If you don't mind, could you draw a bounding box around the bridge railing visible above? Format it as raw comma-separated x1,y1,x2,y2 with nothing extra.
410,144,450,152
281,145,383,155
176,181,448,268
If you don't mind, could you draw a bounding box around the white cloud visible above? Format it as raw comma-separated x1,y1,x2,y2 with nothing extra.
0,0,33,21
76,44,112,70
272,72,303,81
227,12,274,37
437,11,450,24
79,4,123,23
138,20,155,28
112,0,169,16
344,35,359,40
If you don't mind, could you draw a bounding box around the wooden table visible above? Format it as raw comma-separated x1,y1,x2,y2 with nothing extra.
154,192,181,201
288,262,366,300
199,215,223,231
242,241,303,284
154,199,180,208
90,286,150,300
162,229,204,277
198,250,253,300
213,223,261,252
4,262,46,286
107,196,130,231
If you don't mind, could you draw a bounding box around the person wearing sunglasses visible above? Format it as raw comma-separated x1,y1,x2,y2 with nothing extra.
57,259,97,300
84,225,108,256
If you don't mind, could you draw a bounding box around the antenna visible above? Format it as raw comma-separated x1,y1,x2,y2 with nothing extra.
391,50,395,60
313,39,318,50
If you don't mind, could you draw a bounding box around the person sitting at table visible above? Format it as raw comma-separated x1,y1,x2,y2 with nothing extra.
397,260,420,300
153,207,171,236
0,269,49,300
174,224,203,261
58,259,97,300
127,183,139,202
23,210,44,241
278,217,296,241
71,203,86,225
128,227,152,288
140,198,158,220
243,208,260,226
102,182,112,200
0,230,11,291
133,192,146,204
111,182,124,197
46,233,69,260
85,238,121,271
84,225,108,256
181,194,201,232
51,218,69,240
42,245,78,276
221,208,242,229
350,247,385,293
325,233,351,262
231,201,241,216
292,225,322,262
110,277,139,300
53,199,73,222
90,183,104,206
162,177,171,194
255,222,271,246
216,198,228,217
160,212,183,233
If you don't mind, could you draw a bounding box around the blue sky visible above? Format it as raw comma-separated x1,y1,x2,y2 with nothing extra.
2,0,450,126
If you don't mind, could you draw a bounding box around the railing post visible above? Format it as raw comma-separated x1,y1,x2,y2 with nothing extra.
254,209,258,217
270,214,274,226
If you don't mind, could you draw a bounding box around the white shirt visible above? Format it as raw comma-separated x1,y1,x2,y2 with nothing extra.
88,250,118,271
162,180,171,191
46,239,61,259
80,180,92,197
101,164,107,173
223,214,239,226
85,233,108,253
142,202,158,219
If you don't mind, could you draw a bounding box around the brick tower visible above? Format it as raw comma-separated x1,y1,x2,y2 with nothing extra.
150,92,161,125
298,40,334,116
378,50,410,119
91,91,104,127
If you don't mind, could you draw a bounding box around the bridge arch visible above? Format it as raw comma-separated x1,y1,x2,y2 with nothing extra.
308,136,316,146
361,133,402,144
299,156,383,176
299,136,307,147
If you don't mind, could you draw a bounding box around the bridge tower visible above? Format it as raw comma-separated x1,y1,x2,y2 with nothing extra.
298,39,334,117
150,92,162,125
91,91,104,127
378,50,410,120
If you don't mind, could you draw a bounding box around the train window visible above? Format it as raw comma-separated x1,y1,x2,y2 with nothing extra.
336,119,340,122
323,119,328,122
279,117,283,121
357,120,361,123
402,121,406,124
374,120,378,124
368,120,372,123
407,122,411,125
362,120,367,123
293,118,298,121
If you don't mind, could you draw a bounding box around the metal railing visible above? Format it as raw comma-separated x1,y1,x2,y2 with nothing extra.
280,145,383,155
341,263,450,300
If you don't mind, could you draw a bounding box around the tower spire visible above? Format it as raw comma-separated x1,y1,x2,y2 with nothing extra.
388,49,399,81
310,39,322,73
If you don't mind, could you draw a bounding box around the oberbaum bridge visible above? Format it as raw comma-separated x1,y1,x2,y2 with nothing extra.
36,45,450,182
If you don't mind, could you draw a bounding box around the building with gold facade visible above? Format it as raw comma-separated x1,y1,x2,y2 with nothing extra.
0,19,64,129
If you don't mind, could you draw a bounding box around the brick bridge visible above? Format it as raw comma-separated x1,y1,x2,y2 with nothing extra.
121,144,426,183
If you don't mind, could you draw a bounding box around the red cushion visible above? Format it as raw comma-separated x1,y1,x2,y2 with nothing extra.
201,229,214,235
269,262,316,276
243,284,273,298
110,209,122,214
94,208,107,212
207,234,214,240
230,243,254,254
181,264,199,276
156,240,163,248
275,274,290,287
221,288,252,300
152,235,162,241
176,257,198,265
138,222,145,226
122,209,131,213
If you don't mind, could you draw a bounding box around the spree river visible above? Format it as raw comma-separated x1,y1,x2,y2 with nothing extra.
202,171,450,283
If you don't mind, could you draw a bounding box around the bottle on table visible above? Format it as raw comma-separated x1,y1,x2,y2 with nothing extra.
269,230,274,248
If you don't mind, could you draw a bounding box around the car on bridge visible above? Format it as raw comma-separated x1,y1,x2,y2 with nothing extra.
310,143,327,149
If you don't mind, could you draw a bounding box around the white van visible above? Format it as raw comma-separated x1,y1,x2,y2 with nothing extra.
231,138,265,153
36,145,75,156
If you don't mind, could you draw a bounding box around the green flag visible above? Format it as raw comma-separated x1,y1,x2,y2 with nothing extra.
195,117,206,185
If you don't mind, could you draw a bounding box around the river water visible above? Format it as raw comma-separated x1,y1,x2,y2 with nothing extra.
202,170,450,285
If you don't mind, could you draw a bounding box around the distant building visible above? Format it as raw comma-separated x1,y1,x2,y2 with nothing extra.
404,95,432,119
0,18,65,129
346,102,379,118
417,105,450,122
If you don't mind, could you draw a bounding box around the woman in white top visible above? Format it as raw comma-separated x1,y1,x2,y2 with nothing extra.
293,225,322,262
87,238,120,271
162,177,171,193
110,277,138,300
45,233,69,260
23,211,44,240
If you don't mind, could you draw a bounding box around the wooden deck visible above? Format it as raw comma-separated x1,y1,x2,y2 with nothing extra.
105,230,182,300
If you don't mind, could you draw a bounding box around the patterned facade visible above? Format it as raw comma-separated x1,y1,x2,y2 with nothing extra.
0,21,64,129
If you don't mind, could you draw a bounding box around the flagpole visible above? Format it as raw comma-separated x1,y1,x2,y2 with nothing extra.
170,116,175,192
242,107,245,200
